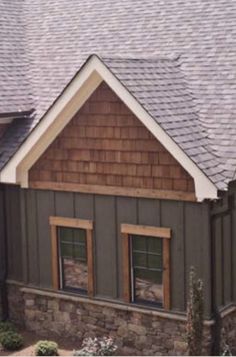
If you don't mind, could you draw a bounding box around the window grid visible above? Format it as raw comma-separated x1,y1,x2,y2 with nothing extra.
50,216,94,297
121,223,171,310
131,235,164,307
58,226,88,294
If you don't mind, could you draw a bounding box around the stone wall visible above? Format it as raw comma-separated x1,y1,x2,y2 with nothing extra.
7,282,215,356
221,306,236,355
7,282,25,325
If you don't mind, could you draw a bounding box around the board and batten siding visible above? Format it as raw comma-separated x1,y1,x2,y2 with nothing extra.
4,185,214,317
211,183,236,309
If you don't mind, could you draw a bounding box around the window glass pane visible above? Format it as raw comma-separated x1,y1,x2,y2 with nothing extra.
132,235,146,251
74,244,87,261
131,235,163,306
59,227,74,243
62,258,88,292
60,242,73,258
133,252,147,268
59,226,88,293
74,228,86,243
148,237,162,254
148,254,162,269
134,269,163,303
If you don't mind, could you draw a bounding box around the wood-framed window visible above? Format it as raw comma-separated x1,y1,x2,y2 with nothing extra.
50,216,94,297
121,224,171,310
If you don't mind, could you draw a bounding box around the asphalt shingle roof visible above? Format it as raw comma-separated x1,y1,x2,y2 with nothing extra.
1,0,236,190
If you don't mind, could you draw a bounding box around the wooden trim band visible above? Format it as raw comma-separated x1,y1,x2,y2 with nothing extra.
30,181,196,202
49,216,93,230
121,223,171,239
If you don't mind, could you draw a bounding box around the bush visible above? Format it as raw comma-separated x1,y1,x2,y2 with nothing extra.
0,321,16,333
73,337,117,356
0,331,23,351
35,340,59,356
186,266,204,356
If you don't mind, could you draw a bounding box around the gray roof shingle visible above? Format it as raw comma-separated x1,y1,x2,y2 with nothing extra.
1,0,236,190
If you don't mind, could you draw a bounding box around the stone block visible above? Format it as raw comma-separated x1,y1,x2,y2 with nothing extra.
117,325,128,337
128,323,146,336
60,301,76,313
102,307,116,316
25,299,35,307
48,299,59,311
174,340,187,354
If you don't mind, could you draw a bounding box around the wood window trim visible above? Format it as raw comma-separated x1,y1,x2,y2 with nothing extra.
121,223,171,310
50,216,94,297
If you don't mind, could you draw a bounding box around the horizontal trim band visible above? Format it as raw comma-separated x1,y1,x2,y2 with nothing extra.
30,181,196,202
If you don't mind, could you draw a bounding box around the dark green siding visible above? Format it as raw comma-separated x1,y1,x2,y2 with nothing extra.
95,195,117,298
5,185,22,282
116,197,137,299
0,188,6,282
5,186,215,316
37,190,54,288
161,200,185,311
211,184,236,308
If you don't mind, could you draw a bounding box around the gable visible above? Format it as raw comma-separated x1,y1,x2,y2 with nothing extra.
29,82,195,200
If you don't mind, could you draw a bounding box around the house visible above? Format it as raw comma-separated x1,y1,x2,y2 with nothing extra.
0,0,236,355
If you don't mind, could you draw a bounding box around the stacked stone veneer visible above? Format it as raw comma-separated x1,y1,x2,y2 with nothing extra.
7,283,215,356
221,307,236,355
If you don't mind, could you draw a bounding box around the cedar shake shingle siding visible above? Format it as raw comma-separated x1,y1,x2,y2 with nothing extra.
29,83,195,193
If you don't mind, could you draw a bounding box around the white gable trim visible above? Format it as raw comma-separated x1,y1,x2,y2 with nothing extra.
0,55,218,201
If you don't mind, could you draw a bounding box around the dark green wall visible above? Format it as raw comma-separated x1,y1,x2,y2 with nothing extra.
5,185,213,316
211,184,236,308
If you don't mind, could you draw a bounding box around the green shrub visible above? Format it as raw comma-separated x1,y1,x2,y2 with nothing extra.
0,321,16,333
35,340,59,356
0,331,23,351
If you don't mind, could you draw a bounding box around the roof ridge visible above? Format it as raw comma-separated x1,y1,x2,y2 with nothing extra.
100,54,178,62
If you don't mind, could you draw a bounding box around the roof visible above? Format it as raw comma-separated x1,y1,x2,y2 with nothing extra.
0,0,236,191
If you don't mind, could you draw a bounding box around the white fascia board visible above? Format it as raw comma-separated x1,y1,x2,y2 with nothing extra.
91,57,218,201
0,55,218,201
0,59,103,186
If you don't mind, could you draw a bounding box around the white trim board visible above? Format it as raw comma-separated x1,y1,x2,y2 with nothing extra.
0,55,218,201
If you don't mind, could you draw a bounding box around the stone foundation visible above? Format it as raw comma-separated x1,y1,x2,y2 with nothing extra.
7,282,214,356
221,306,236,355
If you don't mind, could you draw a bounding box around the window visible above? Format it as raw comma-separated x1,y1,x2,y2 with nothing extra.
50,216,94,296
121,224,171,309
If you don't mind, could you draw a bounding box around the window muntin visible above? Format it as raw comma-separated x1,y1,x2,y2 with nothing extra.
58,227,88,293
131,235,163,306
